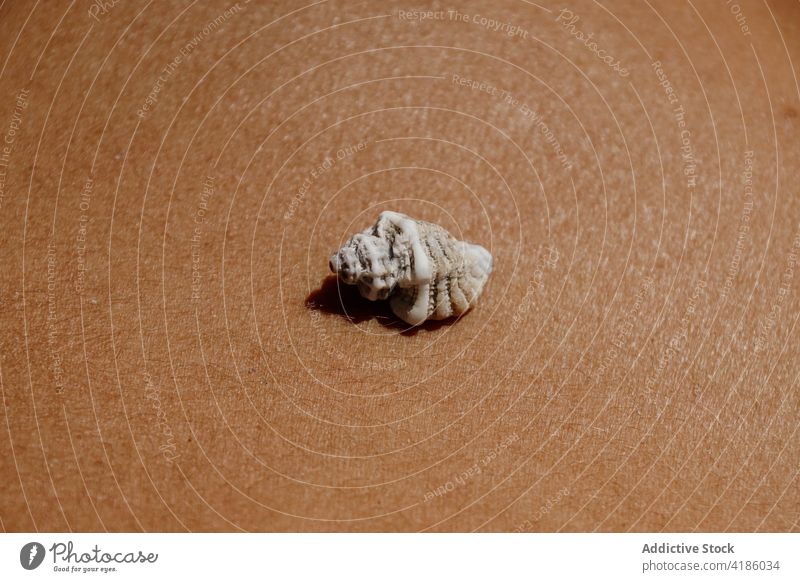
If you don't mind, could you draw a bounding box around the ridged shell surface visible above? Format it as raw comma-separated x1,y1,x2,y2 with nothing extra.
329,211,493,325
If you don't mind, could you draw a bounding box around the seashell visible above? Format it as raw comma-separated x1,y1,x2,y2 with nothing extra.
329,211,493,325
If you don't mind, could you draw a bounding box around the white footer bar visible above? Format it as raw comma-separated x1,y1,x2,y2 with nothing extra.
1,533,796,581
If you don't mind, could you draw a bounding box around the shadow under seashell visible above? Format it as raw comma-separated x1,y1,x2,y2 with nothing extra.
304,275,460,336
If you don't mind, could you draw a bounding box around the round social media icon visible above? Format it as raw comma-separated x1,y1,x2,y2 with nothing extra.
20,542,46,570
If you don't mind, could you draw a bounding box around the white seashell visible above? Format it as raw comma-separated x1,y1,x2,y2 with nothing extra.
329,211,493,326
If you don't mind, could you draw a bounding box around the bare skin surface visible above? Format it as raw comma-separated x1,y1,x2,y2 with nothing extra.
0,0,798,532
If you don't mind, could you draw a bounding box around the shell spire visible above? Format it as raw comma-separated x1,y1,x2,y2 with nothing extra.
329,211,493,325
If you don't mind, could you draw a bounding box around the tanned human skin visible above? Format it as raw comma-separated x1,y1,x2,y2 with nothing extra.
0,0,797,532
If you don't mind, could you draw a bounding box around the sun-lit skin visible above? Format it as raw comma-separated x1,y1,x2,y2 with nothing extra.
0,0,797,535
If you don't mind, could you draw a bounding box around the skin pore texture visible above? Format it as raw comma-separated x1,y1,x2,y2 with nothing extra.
0,0,798,532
